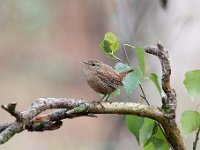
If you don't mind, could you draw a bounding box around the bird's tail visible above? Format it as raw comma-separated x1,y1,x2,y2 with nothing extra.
119,68,134,79
124,68,134,74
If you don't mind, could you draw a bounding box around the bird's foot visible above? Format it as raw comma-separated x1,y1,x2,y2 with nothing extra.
92,100,105,109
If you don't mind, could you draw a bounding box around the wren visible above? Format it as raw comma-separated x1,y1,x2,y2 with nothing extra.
83,59,133,101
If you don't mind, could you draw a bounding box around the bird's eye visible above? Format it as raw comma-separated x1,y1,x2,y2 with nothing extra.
91,63,96,66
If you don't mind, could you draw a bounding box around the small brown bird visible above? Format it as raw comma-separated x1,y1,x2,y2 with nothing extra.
83,59,133,101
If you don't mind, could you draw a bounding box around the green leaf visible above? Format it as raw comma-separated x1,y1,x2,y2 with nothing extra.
183,70,200,100
99,32,119,54
104,32,118,44
149,73,162,95
139,118,155,144
126,115,144,144
126,115,169,149
181,110,200,134
110,41,120,52
144,142,154,150
100,40,112,53
144,124,169,150
115,62,130,72
123,68,143,96
136,47,145,76
144,137,169,150
153,124,168,142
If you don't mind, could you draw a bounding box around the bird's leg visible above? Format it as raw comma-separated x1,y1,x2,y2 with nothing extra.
91,94,106,104
100,94,107,102
101,94,111,102
91,94,111,108
91,95,107,108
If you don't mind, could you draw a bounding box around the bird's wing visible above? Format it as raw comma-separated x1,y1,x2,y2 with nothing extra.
97,72,122,89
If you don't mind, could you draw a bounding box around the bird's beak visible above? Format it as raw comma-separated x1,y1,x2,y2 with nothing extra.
83,61,88,64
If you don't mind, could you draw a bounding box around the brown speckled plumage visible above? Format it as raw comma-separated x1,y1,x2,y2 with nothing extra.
83,59,133,95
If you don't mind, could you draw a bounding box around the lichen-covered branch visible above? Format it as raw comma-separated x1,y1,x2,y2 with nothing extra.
26,109,96,132
0,97,185,149
0,123,11,132
0,98,164,145
0,98,87,144
144,42,176,118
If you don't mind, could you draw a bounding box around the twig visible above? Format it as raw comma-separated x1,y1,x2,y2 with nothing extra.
193,126,200,150
121,41,130,65
139,84,150,106
1,103,22,121
121,42,150,106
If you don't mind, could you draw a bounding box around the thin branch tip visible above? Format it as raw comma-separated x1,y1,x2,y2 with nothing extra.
1,102,17,111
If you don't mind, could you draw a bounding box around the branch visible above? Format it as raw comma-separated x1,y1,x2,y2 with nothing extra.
0,97,185,149
26,109,96,132
144,42,176,118
0,98,163,144
0,123,11,132
0,98,91,144
144,42,185,150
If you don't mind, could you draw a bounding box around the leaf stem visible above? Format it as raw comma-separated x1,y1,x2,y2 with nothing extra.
111,54,124,63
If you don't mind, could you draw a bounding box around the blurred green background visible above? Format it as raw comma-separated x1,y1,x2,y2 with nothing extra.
0,0,199,149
